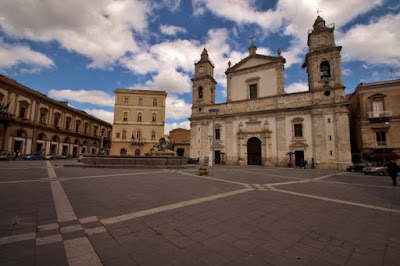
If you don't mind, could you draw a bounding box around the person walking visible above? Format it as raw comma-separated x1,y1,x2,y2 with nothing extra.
14,150,19,160
387,160,399,186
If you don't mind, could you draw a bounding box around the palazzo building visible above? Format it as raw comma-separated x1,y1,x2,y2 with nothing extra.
110,89,166,156
189,16,352,169
349,80,400,162
0,74,112,157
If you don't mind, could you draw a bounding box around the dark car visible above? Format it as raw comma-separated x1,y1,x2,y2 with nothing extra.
23,153,43,160
347,162,375,172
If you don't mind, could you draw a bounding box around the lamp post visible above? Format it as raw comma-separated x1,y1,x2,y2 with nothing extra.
383,122,389,164
209,108,219,176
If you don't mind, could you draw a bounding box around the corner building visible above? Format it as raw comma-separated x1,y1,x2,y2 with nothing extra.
111,89,166,156
0,75,112,157
189,16,352,169
349,80,400,162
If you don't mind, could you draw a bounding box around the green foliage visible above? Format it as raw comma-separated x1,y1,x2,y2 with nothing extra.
362,151,375,162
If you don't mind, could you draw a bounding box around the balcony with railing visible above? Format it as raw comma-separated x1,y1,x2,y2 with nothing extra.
367,110,392,119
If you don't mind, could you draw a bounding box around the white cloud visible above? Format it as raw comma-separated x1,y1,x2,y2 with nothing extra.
338,14,400,67
0,0,150,68
160,25,187,36
84,109,114,124
192,0,283,30
285,82,308,93
165,94,192,120
0,38,54,70
342,68,351,76
191,0,384,67
48,89,114,107
164,121,190,135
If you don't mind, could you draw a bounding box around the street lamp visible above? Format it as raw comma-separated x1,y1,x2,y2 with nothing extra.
383,121,389,164
209,108,219,176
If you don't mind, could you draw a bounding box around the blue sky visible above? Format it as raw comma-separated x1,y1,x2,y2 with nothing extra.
0,0,399,134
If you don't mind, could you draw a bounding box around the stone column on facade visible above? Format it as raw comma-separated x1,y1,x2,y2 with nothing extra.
227,75,232,102
311,109,326,168
276,65,285,95
225,117,234,164
31,101,39,153
2,122,10,152
335,110,352,167
275,113,286,166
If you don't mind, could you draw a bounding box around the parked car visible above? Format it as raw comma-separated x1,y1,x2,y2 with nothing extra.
347,162,376,172
45,153,62,160
0,152,13,160
363,163,389,176
24,153,43,160
61,154,73,159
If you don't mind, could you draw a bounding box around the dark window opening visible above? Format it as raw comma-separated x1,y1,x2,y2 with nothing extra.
250,84,257,99
320,61,331,78
376,132,386,146
19,107,26,118
199,86,203,99
215,129,220,140
294,124,303,137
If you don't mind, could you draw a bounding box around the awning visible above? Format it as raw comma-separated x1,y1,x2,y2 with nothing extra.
372,152,399,160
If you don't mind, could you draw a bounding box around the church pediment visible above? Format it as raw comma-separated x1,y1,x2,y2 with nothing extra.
226,55,285,73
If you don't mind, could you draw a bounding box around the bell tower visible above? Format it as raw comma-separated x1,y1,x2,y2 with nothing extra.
191,48,217,113
303,16,345,97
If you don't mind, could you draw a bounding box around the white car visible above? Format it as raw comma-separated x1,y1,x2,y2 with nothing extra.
78,154,88,162
45,153,61,160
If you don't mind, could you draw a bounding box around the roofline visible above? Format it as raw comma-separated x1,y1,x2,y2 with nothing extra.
355,79,400,91
114,89,167,95
0,74,112,126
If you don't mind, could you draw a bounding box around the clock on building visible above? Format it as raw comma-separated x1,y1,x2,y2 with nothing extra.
199,66,204,73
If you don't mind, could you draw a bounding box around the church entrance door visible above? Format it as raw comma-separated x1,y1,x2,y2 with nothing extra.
247,137,261,165
295,151,304,167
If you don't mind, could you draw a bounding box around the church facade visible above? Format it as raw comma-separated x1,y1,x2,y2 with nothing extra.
189,16,352,169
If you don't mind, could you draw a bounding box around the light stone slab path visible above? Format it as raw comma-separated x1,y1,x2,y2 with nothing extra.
45,161,102,266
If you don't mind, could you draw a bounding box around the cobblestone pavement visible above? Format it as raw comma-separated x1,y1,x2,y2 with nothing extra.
0,160,399,265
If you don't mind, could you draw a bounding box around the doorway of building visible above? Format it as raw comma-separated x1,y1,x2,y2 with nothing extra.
247,137,261,165
295,151,304,167
215,150,221,164
135,149,140,156
36,143,43,154
14,141,23,156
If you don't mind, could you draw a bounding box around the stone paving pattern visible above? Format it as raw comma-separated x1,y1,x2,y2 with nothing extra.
0,160,399,265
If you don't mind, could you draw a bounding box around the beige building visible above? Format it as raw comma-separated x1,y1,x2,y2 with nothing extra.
169,128,190,157
111,89,167,156
0,74,112,157
349,80,400,162
189,16,352,169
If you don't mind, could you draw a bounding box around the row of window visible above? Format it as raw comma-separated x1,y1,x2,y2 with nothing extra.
116,130,157,140
15,102,109,138
124,98,158,106
123,112,157,122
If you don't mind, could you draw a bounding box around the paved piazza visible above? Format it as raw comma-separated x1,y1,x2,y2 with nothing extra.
0,160,399,265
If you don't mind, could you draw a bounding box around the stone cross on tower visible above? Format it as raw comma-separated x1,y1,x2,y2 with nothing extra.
317,9,323,16
250,35,255,45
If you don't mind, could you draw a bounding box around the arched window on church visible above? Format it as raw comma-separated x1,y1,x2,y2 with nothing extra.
320,61,331,79
151,131,156,140
136,130,142,140
199,86,203,99
123,112,128,122
122,130,126,139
